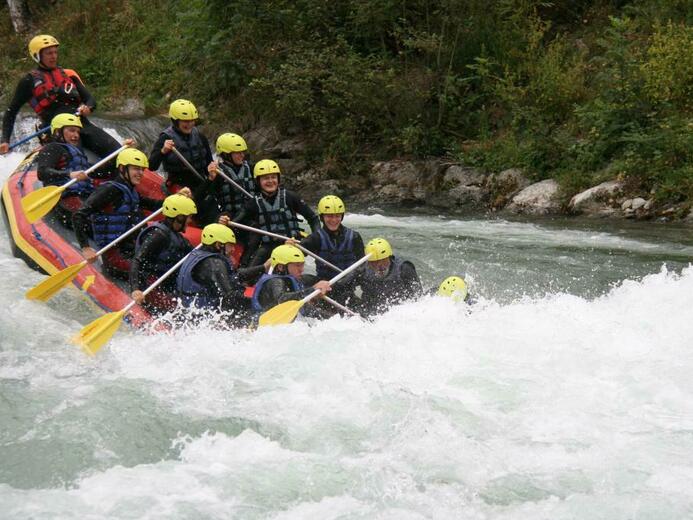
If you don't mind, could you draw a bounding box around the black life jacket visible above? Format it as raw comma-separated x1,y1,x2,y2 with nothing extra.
217,161,255,215
43,143,94,197
362,256,416,305
135,222,192,276
29,67,81,116
162,126,207,177
251,273,303,312
254,188,301,243
315,226,357,279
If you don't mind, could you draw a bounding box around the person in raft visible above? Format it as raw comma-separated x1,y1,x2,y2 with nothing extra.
1,34,120,167
353,237,423,316
130,194,197,314
73,148,191,279
233,159,320,267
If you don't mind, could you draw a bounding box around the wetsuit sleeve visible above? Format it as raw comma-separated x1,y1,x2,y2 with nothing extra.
257,277,292,309
236,264,266,286
148,134,168,172
299,230,321,253
194,257,246,310
73,78,96,110
400,262,423,299
129,227,169,291
73,184,123,247
286,191,320,233
2,74,34,143
36,144,72,183
232,198,257,224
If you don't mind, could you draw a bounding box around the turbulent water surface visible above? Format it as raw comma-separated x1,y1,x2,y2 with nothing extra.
1,116,693,519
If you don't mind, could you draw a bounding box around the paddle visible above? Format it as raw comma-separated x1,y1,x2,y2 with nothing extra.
25,208,165,301
8,125,51,151
72,243,203,355
21,144,128,223
213,162,253,199
227,220,343,275
259,253,371,327
170,146,207,182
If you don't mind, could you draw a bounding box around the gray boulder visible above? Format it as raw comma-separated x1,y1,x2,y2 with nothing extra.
507,179,562,215
568,180,624,215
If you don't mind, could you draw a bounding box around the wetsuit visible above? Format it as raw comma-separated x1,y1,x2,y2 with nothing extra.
300,224,365,304
2,67,120,165
73,176,161,279
35,141,95,225
234,188,321,267
129,221,193,313
148,127,213,192
252,273,329,319
353,256,423,316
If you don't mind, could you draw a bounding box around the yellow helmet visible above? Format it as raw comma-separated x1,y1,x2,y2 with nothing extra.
270,244,305,267
365,238,393,261
437,276,468,302
162,194,197,218
168,99,199,121
253,159,281,178
116,148,149,169
51,113,82,133
318,195,345,215
28,34,59,63
216,133,248,154
201,223,236,245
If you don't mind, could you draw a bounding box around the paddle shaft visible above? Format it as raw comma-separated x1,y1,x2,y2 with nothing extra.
56,144,128,192
299,253,371,304
171,146,207,182
215,163,253,199
227,220,343,274
8,125,51,151
323,295,358,317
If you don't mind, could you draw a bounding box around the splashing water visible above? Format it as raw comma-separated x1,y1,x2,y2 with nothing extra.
1,116,693,519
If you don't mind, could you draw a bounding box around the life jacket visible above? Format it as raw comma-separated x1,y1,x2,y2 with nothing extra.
362,256,415,303
135,222,192,276
29,67,81,116
162,125,207,177
250,272,303,312
177,249,235,309
254,188,301,243
217,161,255,215
315,226,357,279
41,143,94,197
91,181,140,248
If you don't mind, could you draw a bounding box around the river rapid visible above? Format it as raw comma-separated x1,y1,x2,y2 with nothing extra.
1,116,692,519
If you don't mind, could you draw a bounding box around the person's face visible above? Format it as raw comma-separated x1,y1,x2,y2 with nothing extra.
368,257,391,278
224,242,235,258
39,46,59,68
230,152,245,166
125,165,145,185
61,126,81,145
172,214,188,232
259,173,279,195
286,262,304,278
322,213,343,232
177,120,195,134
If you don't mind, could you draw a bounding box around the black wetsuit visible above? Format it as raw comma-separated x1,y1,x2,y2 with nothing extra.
353,257,423,316
2,68,120,164
234,189,321,267
148,129,213,192
254,274,330,319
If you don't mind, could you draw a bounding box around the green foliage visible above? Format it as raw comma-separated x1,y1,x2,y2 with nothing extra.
1,0,691,203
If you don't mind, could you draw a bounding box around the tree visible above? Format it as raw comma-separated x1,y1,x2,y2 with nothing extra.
6,0,31,34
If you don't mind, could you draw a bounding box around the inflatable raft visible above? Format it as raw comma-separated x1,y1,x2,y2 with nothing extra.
1,148,203,329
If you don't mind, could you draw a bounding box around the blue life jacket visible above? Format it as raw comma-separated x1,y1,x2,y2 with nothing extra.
361,256,416,304
217,161,255,215
315,226,357,279
251,272,303,312
43,143,94,197
90,181,140,248
177,249,235,309
135,222,192,276
254,188,301,243
162,125,207,176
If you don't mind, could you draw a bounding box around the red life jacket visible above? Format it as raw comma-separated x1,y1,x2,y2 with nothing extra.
29,67,81,116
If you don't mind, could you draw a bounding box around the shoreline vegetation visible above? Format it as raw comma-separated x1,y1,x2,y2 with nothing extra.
1,1,691,222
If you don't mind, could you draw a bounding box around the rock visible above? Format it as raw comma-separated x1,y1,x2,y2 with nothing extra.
266,137,306,157
686,208,693,223
568,180,624,215
244,126,281,154
507,179,561,215
644,199,653,211
486,168,530,209
367,159,443,204
621,199,632,210
443,165,485,187
631,197,647,210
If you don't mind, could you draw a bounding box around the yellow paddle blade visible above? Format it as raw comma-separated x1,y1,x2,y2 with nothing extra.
258,299,304,327
71,309,127,355
21,185,65,223
25,261,87,301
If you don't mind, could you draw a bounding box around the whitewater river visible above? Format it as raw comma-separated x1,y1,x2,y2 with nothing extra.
1,117,693,519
